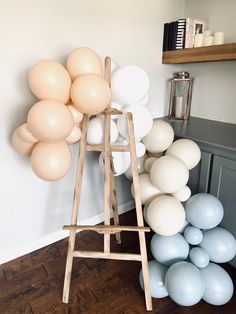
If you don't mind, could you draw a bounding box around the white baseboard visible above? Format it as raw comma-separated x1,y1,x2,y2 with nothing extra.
0,201,135,265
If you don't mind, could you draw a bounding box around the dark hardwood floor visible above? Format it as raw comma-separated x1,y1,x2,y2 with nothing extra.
0,210,236,314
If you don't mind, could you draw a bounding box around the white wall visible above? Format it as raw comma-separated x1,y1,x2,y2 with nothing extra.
0,0,185,263
184,0,236,123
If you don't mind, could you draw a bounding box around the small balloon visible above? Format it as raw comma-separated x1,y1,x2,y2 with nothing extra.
17,123,39,143
172,186,191,202
144,157,157,173
65,125,81,144
99,152,130,177
189,247,210,268
67,105,83,124
184,226,203,245
111,102,122,120
124,154,147,180
135,142,146,158
12,129,35,157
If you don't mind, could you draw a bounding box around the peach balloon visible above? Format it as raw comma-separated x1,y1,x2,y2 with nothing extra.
28,60,71,103
31,141,72,181
66,47,102,80
12,129,35,156
18,123,39,143
67,105,83,124
27,100,74,142
65,125,81,144
71,74,111,115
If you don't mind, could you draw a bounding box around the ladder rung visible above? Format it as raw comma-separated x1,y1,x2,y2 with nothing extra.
63,225,150,234
86,144,130,152
102,108,123,115
73,250,142,261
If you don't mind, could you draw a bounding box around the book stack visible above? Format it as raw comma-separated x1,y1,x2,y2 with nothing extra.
162,18,208,51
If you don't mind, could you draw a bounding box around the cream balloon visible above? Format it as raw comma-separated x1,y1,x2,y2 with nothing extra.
65,125,81,144
27,100,74,142
172,186,191,202
135,142,146,158
99,152,130,177
71,74,111,115
144,157,157,173
12,129,35,156
111,65,150,105
17,123,39,143
66,47,102,80
143,120,174,153
166,139,201,170
28,60,71,103
147,195,186,236
150,156,189,193
124,154,147,180
117,105,153,140
67,105,83,124
131,173,164,205
87,116,118,145
31,141,72,181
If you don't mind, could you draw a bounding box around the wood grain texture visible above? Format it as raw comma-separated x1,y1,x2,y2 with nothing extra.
162,43,236,64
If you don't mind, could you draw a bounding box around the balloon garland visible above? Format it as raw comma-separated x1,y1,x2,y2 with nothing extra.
12,47,236,307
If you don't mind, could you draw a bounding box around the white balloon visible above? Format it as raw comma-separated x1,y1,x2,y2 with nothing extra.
150,156,189,193
131,173,163,205
99,151,130,176
135,142,146,158
144,157,157,173
147,195,186,236
87,116,118,145
117,105,153,140
111,65,150,105
143,120,174,153
136,93,149,106
124,154,147,180
166,139,201,170
172,186,191,202
111,101,123,120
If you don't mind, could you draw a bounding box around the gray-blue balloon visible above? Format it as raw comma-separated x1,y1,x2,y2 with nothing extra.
200,227,236,263
189,247,209,268
150,233,189,266
185,193,224,229
165,261,204,306
184,226,203,245
200,263,234,305
139,260,168,298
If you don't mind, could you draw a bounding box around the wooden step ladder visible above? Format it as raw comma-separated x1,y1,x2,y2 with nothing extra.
62,57,152,311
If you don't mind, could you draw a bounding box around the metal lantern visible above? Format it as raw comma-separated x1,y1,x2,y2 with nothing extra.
168,71,194,120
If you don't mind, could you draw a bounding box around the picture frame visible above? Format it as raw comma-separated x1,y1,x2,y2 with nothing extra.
185,18,208,48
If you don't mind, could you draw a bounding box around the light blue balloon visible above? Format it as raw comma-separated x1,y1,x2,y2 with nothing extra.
200,227,236,263
139,260,168,298
189,247,210,268
151,233,189,266
185,193,224,229
165,261,204,306
184,226,203,245
200,263,234,305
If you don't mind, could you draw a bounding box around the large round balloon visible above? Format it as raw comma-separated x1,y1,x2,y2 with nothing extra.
28,60,71,103
111,65,150,105
12,129,35,156
87,116,118,145
200,263,234,305
139,260,168,298
143,120,174,153
17,123,39,143
150,233,189,265
189,247,210,268
124,154,147,180
27,100,74,142
184,226,203,245
166,139,201,170
67,105,83,124
66,47,102,80
172,186,191,202
150,156,189,193
117,105,153,140
185,193,224,229
131,173,163,205
71,74,111,115
165,262,204,306
147,196,186,235
200,227,236,263
31,141,71,181
99,152,130,177
65,125,81,144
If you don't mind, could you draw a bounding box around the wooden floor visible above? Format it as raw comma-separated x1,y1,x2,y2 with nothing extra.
0,210,236,314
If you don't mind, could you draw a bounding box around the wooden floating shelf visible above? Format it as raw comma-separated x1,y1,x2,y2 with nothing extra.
162,43,236,64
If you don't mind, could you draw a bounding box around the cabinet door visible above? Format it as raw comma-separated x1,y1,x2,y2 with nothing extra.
188,151,211,194
210,155,236,267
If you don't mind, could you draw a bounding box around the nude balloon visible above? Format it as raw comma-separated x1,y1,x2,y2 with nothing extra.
66,47,102,80
17,123,39,143
28,60,71,103
27,100,74,142
65,125,81,144
71,74,111,115
67,105,83,124
12,129,35,156
31,141,72,181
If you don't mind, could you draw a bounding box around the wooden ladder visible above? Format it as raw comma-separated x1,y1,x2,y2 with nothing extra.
62,57,152,311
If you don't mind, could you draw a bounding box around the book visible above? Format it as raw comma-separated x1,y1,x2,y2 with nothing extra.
162,23,169,52
176,19,186,50
185,18,208,48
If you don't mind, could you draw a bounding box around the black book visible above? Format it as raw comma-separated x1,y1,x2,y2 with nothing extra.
162,23,170,51
171,21,178,50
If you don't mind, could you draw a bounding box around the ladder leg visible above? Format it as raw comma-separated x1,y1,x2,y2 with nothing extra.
62,115,89,303
126,112,152,311
110,161,121,243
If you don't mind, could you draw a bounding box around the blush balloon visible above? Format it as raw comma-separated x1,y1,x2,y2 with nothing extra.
67,105,83,124
65,125,81,144
12,129,35,156
17,123,39,143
